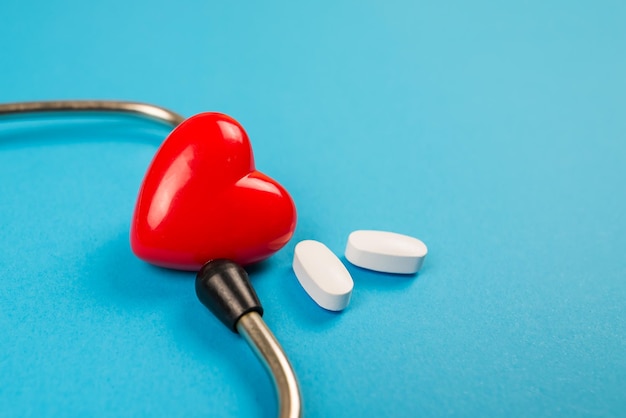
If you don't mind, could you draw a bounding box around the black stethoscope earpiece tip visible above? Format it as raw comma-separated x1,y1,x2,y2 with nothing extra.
195,259,264,333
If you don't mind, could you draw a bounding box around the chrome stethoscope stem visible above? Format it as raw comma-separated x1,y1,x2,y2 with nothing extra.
237,312,302,418
0,100,185,128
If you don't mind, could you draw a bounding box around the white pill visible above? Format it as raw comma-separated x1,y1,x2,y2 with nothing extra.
293,240,354,311
345,230,428,274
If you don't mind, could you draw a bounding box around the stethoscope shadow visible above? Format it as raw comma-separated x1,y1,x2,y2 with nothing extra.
0,116,170,150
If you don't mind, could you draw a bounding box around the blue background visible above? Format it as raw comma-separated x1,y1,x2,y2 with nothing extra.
1,1,625,417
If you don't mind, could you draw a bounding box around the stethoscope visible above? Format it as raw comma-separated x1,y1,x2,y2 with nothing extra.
0,100,302,418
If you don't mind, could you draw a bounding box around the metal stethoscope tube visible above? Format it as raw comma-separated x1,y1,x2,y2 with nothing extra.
0,100,186,127
238,312,301,418
0,100,302,418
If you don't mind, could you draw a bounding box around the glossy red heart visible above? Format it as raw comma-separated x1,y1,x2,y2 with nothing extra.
130,112,297,271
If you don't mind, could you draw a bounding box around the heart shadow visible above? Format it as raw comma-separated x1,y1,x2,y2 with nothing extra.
80,230,277,418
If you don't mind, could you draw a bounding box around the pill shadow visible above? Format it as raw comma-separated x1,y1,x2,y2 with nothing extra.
279,263,345,329
342,256,421,290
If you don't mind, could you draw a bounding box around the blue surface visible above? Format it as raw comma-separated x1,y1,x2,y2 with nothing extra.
1,1,625,417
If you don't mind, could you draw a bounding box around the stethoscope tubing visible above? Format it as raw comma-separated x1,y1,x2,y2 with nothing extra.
0,99,302,418
0,100,185,127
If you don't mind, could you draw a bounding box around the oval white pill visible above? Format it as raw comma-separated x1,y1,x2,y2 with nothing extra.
293,240,354,311
345,230,428,274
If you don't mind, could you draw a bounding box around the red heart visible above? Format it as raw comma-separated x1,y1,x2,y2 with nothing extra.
130,112,297,271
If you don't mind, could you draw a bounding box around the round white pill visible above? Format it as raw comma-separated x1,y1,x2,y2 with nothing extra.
345,230,428,274
293,240,354,311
